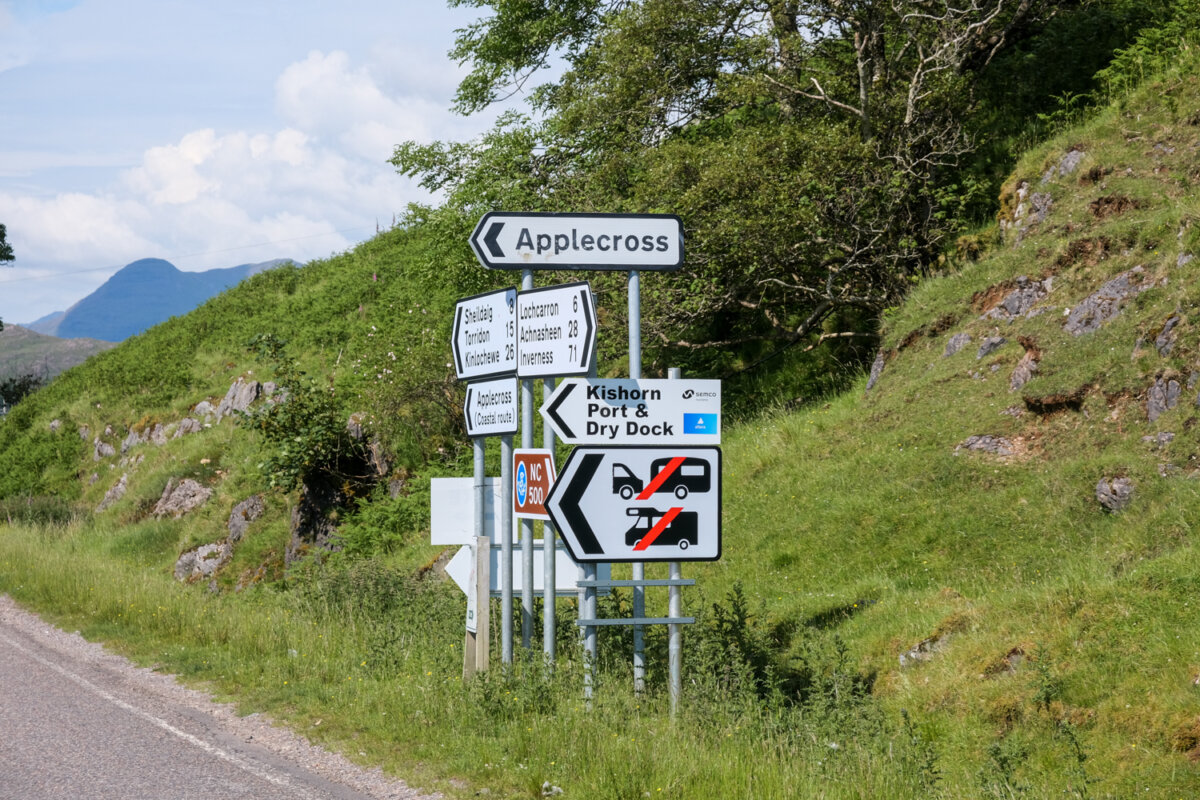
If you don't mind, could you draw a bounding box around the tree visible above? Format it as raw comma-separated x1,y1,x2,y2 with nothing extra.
0,224,12,266
397,2,1080,385
0,223,11,331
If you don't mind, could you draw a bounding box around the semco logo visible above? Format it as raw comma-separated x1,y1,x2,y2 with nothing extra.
681,389,718,400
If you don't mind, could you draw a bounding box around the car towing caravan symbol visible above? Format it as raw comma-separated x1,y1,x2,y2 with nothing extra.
611,456,711,500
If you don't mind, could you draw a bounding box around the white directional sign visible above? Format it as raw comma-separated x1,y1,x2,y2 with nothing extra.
452,287,517,381
516,282,597,378
546,446,721,563
445,542,611,597
470,212,684,271
463,376,519,437
541,378,721,445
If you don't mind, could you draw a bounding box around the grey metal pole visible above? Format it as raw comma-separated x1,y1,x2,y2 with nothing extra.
629,269,645,695
467,436,487,677
500,433,514,665
582,330,598,704
667,366,683,715
543,377,557,663
521,269,535,650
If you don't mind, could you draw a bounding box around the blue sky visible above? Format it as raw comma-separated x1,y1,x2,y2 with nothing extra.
0,0,515,324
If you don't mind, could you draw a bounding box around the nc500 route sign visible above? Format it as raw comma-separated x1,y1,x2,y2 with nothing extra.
471,212,684,271
546,446,721,563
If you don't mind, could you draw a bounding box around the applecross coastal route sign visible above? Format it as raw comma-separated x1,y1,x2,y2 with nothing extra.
516,282,596,378
542,378,721,446
463,376,519,438
471,212,684,271
546,446,722,563
452,287,517,381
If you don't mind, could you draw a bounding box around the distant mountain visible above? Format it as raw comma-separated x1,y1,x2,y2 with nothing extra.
35,258,291,342
24,311,66,337
0,324,116,382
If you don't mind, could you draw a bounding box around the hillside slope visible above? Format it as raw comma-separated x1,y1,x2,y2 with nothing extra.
0,324,115,382
4,57,1200,798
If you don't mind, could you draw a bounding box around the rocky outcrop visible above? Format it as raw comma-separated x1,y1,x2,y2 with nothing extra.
865,351,887,393
1064,267,1158,336
955,435,1016,458
976,336,1007,360
153,478,212,518
174,542,232,582
216,378,261,421
95,474,128,512
943,332,972,358
1148,375,1182,422
1096,476,1134,512
173,418,203,438
228,495,264,543
93,436,116,461
982,276,1053,322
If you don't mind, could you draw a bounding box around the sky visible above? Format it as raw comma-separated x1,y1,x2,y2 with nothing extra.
0,0,517,325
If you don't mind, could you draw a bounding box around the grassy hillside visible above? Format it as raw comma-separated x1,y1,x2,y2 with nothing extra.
5,47,1200,800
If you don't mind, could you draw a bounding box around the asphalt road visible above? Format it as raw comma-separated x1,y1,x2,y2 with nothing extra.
0,595,435,800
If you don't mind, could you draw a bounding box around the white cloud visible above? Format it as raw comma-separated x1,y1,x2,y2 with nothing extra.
0,36,511,323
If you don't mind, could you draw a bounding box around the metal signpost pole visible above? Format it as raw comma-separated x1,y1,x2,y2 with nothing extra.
501,433,514,666
472,437,487,675
543,377,557,663
521,269,535,651
667,367,683,715
629,269,645,695
583,351,598,703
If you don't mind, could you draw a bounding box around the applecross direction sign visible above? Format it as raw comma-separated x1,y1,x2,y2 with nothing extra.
463,376,519,437
541,378,721,445
451,287,517,381
471,212,684,271
516,282,597,378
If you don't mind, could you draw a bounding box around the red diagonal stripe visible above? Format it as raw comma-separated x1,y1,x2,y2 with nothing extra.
637,456,686,500
633,507,682,551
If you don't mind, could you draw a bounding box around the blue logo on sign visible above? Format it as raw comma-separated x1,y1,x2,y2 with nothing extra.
684,413,718,434
516,462,528,506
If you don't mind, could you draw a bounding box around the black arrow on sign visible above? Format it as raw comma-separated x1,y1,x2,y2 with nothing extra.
452,305,465,375
544,381,577,439
578,287,595,369
482,221,505,259
555,451,605,556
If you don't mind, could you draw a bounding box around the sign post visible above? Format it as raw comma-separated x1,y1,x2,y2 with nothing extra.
541,378,721,445
471,212,683,271
516,282,597,378
546,446,722,563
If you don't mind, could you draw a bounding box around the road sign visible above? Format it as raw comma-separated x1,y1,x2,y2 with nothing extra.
541,378,721,445
514,449,556,520
445,542,611,597
546,446,721,563
470,212,684,271
430,478,502,545
516,282,596,378
452,287,517,381
463,376,519,438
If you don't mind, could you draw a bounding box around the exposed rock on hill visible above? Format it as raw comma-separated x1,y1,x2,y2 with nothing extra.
153,478,212,518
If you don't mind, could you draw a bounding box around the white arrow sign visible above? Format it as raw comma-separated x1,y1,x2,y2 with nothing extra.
444,542,611,597
451,287,516,381
541,378,721,445
516,282,597,378
546,446,722,563
463,376,519,438
470,212,684,271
